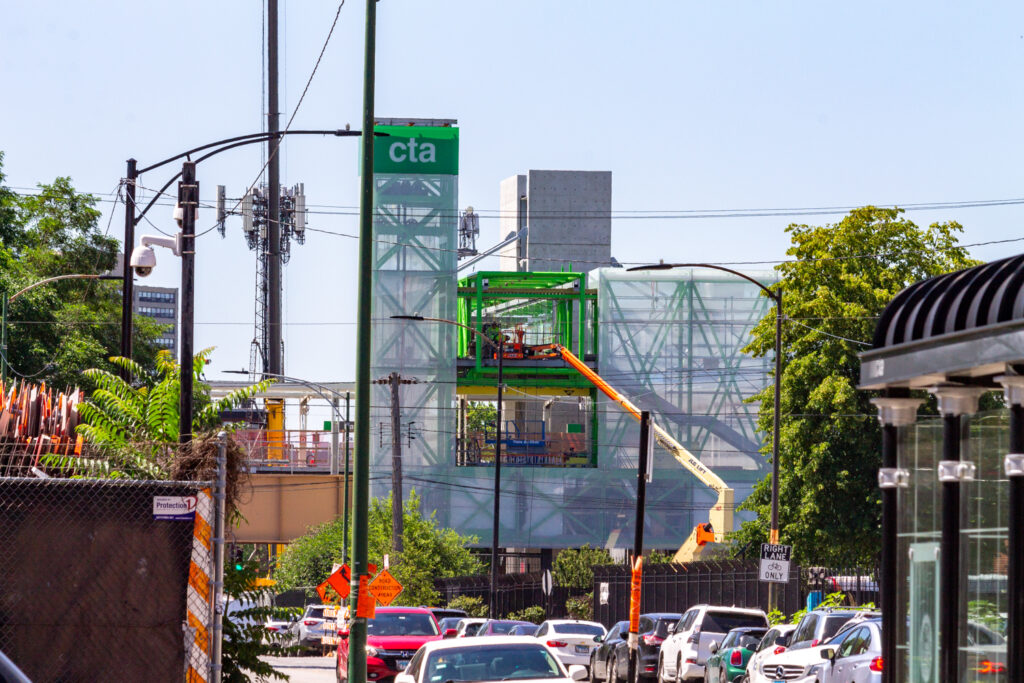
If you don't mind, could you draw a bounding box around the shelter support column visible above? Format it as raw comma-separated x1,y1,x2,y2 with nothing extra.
871,394,922,683
997,375,1024,683
929,385,987,683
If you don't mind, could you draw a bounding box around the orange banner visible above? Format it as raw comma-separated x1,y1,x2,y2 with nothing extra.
355,575,376,619
629,556,643,634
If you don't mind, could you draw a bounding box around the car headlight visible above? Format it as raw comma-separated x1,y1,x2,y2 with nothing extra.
366,646,379,657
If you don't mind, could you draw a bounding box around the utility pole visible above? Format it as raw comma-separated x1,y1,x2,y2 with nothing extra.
267,0,282,378
120,158,137,379
387,372,408,553
178,161,197,445
351,0,377,677
628,411,651,683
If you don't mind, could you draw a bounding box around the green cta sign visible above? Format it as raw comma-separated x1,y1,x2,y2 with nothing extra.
373,125,458,175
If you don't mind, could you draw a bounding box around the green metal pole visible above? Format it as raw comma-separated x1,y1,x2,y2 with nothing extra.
349,0,376,680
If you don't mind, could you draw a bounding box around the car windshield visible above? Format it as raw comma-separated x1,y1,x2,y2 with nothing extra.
366,612,439,636
653,618,679,638
822,615,856,641
306,607,327,619
487,621,524,634
552,623,604,636
737,633,764,650
702,612,767,633
425,643,563,682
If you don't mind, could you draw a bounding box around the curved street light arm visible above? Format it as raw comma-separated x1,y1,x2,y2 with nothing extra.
390,314,501,352
627,262,780,303
9,273,122,303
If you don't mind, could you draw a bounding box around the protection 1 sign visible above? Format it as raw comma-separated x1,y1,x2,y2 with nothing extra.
759,543,792,584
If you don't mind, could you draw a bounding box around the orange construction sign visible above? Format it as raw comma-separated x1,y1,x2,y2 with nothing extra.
628,556,643,634
355,574,376,619
368,568,404,607
328,564,352,600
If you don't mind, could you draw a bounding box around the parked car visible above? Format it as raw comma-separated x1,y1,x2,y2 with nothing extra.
751,616,873,683
805,619,882,683
658,606,768,682
337,606,442,683
429,607,468,622
456,618,488,637
786,609,876,652
744,624,796,683
438,617,463,638
589,620,629,682
598,613,682,683
510,623,541,637
288,604,333,654
393,636,589,683
964,621,1007,683
536,619,608,668
477,619,537,636
704,626,766,683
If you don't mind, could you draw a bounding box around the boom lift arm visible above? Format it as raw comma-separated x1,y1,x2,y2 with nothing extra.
550,344,734,561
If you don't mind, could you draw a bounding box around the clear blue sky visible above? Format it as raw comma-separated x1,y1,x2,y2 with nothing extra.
3,1,1023,424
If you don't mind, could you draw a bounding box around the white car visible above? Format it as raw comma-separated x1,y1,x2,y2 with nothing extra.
658,605,768,682
394,636,588,683
745,624,796,683
534,619,607,667
753,618,871,683
456,618,487,637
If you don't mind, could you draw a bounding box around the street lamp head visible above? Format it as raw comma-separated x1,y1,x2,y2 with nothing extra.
390,314,425,321
626,262,676,272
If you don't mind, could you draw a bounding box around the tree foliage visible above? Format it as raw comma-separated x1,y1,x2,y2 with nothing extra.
52,348,273,478
731,207,976,565
552,545,614,590
0,153,165,387
275,490,485,606
446,595,489,618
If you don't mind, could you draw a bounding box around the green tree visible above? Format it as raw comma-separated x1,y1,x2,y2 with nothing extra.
51,348,271,478
466,400,497,433
0,153,165,387
446,595,489,618
275,490,484,606
731,207,975,565
552,545,614,590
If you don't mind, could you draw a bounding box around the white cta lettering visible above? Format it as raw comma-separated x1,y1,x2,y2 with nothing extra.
388,139,437,164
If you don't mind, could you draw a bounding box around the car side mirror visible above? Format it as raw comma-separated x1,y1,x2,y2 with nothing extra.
593,635,604,643
819,647,836,661
568,665,588,681
395,674,416,683
444,628,458,639
667,624,676,634
709,641,719,654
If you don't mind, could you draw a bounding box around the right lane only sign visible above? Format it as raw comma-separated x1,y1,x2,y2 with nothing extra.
759,543,792,584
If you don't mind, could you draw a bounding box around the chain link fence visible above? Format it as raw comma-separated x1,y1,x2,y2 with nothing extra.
0,476,215,681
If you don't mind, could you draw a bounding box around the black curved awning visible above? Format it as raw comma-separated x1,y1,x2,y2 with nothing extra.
873,254,1024,349
860,254,1024,389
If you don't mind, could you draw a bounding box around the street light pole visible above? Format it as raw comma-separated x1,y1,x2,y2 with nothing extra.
390,314,506,618
628,262,784,603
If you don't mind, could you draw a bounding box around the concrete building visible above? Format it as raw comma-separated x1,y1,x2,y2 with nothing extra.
498,170,613,272
134,285,178,356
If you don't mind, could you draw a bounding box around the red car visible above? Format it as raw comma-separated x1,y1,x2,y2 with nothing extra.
337,607,442,683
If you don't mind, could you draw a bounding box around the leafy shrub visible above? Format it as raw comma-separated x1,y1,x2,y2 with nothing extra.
565,593,593,621
508,605,546,624
447,595,489,618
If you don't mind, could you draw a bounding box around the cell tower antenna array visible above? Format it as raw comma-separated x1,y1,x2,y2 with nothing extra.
237,183,308,380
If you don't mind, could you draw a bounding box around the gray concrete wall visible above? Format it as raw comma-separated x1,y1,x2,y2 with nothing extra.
498,170,612,273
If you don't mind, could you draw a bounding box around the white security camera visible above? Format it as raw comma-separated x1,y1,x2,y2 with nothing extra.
130,245,157,277
130,234,183,277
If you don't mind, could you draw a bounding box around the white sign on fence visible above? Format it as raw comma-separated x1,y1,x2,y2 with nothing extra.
153,496,197,521
758,543,792,584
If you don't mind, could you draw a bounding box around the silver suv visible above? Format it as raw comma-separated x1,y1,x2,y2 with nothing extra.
788,609,879,651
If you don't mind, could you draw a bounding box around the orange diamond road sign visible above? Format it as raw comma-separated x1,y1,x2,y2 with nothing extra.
327,564,351,600
368,569,403,606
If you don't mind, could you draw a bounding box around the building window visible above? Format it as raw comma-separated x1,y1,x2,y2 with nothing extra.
137,306,176,319
138,290,176,304
155,338,176,349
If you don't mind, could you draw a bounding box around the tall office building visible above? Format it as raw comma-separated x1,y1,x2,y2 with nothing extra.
134,285,179,357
